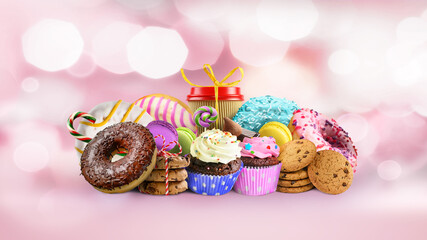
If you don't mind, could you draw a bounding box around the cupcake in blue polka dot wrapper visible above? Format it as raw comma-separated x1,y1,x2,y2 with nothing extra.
186,129,243,196
232,95,299,132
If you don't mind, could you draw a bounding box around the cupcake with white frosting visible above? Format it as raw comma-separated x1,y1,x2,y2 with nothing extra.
186,129,243,196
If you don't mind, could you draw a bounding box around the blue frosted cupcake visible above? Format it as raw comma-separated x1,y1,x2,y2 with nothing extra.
186,129,243,196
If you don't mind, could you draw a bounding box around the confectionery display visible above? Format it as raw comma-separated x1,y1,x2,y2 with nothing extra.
233,137,281,195
288,108,358,171
135,94,197,133
146,120,178,151
278,139,317,172
307,150,354,195
259,121,293,147
66,64,359,196
139,155,189,195
187,129,243,195
71,100,153,156
184,64,244,134
79,122,157,193
139,134,188,195
169,127,196,156
233,95,299,132
275,139,316,193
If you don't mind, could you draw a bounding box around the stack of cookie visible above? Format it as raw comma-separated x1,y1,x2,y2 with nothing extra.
139,155,190,195
276,139,317,193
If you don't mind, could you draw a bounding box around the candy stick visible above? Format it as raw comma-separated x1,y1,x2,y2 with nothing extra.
193,106,218,132
67,112,96,143
154,135,182,195
67,111,127,156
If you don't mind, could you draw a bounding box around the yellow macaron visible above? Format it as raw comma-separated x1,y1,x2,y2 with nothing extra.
259,121,292,147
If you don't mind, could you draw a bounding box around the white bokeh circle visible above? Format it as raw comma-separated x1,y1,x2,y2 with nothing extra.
336,113,369,143
396,17,427,45
328,49,360,75
22,19,84,72
377,160,402,181
116,0,164,10
174,0,229,21
175,22,224,70
21,77,39,93
92,21,142,74
67,52,97,78
257,0,319,41
14,142,49,172
127,27,188,79
229,26,289,67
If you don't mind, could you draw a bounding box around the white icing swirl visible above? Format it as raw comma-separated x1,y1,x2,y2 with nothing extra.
190,129,241,164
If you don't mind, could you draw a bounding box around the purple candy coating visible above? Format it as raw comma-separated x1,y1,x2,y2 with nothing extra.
146,120,178,151
194,106,218,128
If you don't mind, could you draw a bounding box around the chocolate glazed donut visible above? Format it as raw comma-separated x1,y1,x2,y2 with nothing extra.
80,122,157,193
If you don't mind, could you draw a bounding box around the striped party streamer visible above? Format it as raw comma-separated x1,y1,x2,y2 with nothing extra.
154,135,182,195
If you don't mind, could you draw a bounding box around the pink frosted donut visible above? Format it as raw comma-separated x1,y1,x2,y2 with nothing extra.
288,108,358,172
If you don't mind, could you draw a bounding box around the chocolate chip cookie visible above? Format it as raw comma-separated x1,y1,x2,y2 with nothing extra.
277,178,311,187
155,155,190,169
139,181,188,195
308,150,353,195
145,169,188,182
278,139,316,172
279,168,308,180
276,183,314,193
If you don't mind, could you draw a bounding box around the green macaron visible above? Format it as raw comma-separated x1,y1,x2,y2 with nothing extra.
169,127,196,156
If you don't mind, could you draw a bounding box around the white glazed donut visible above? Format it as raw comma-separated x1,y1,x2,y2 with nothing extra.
75,100,153,156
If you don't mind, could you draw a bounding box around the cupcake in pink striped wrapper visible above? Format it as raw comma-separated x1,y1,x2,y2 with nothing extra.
234,137,281,196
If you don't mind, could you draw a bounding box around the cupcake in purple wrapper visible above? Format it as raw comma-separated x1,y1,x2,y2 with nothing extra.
234,137,281,195
186,129,243,196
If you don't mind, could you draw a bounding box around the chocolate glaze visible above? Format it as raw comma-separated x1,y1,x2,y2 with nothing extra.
187,157,242,175
240,156,279,167
80,122,156,190
238,128,260,141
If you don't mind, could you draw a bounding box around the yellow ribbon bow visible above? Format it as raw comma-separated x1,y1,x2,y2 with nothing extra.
181,64,244,128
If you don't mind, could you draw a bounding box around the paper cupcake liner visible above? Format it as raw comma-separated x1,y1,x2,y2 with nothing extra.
233,163,282,196
188,100,243,135
186,162,243,196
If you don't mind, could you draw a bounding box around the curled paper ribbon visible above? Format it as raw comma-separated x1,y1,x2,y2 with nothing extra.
194,106,218,128
181,64,244,128
67,111,127,156
154,135,182,195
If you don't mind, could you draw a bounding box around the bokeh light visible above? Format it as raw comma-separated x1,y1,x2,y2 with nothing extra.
175,22,224,70
229,26,289,67
66,52,97,78
13,142,49,172
116,0,164,10
92,21,142,74
21,77,39,93
22,19,84,72
243,59,320,108
377,160,402,181
396,17,427,45
336,113,369,143
127,26,188,79
174,0,229,21
14,77,84,124
257,0,318,41
328,49,360,75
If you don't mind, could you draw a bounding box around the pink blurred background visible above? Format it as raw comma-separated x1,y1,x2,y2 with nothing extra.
1,0,427,239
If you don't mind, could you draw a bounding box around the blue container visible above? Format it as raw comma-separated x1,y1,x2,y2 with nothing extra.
186,162,243,196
